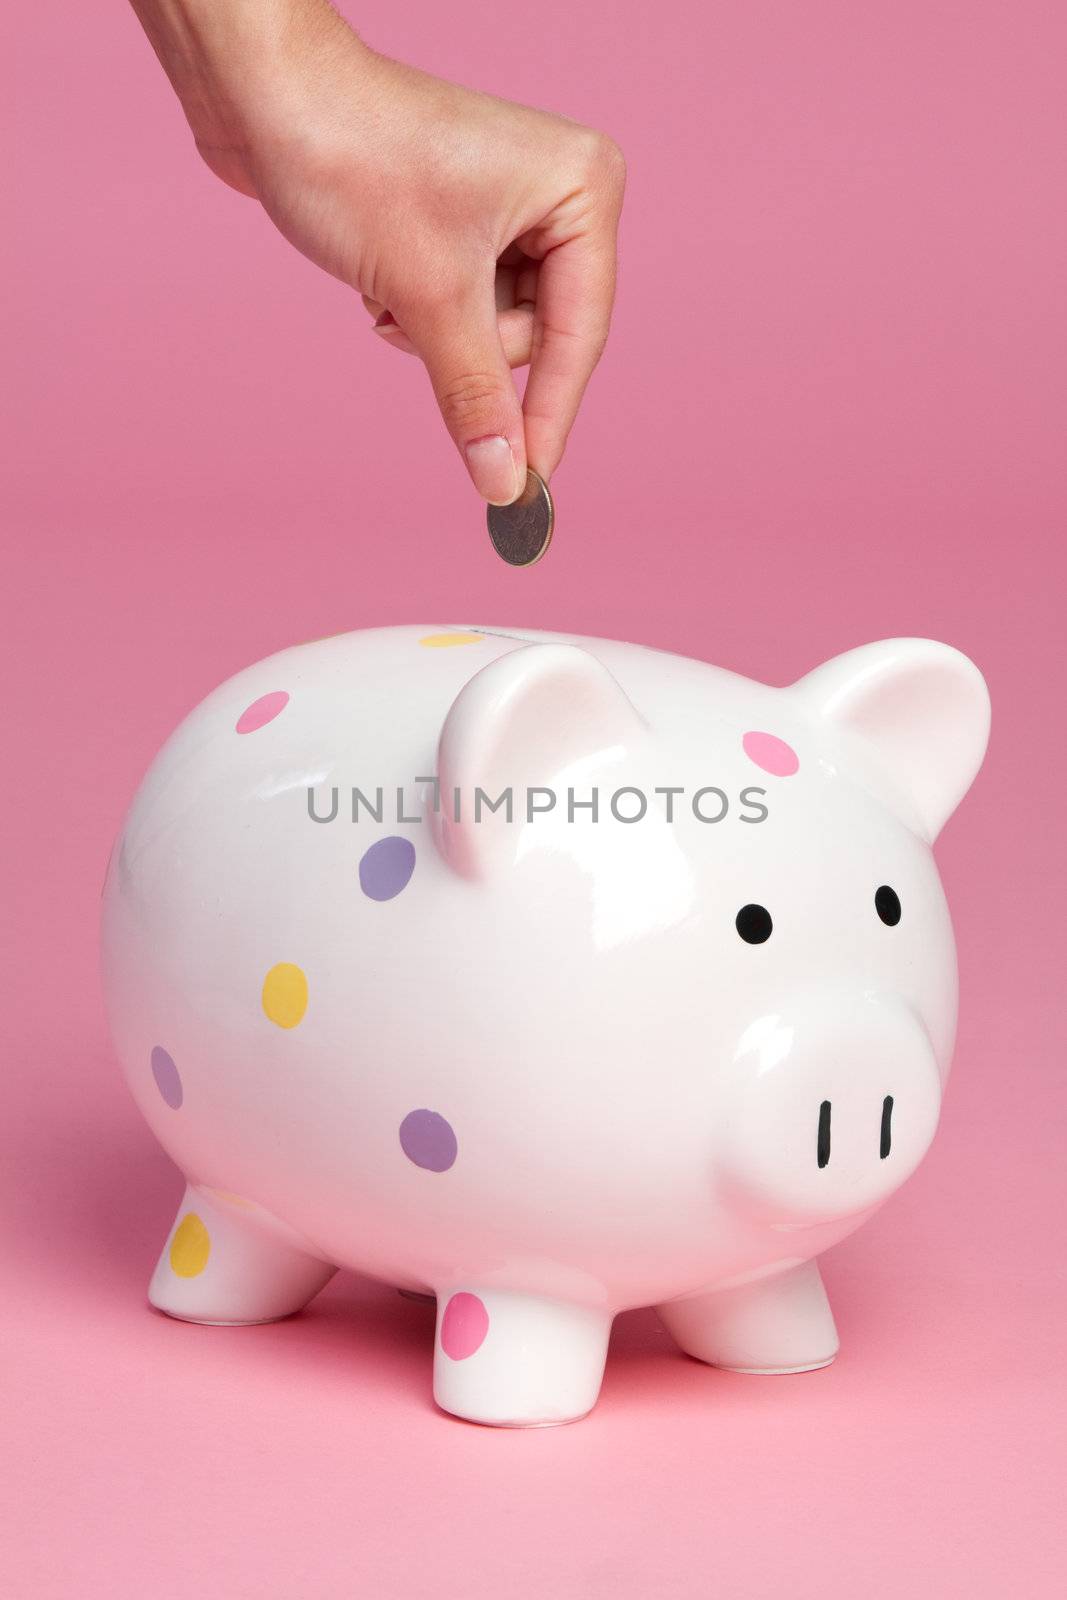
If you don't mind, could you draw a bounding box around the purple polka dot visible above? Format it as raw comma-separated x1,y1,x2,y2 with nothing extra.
743,730,800,777
359,836,416,901
151,1046,183,1109
399,1110,458,1172
236,690,289,735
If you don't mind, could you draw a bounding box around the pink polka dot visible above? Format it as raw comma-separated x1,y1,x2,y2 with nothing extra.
743,730,799,777
440,1292,490,1361
236,691,289,734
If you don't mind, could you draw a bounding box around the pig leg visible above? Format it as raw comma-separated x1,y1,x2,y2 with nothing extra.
657,1260,839,1374
149,1184,336,1325
432,1287,612,1426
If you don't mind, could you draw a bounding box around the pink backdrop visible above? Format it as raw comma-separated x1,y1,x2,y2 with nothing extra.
4,2,1065,1595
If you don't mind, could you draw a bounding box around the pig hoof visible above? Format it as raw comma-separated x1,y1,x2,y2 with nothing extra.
432,1288,612,1427
148,1184,336,1325
658,1260,840,1375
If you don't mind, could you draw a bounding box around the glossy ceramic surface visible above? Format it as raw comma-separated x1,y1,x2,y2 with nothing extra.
101,625,989,1425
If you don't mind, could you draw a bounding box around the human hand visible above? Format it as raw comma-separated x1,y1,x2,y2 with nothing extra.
129,0,626,504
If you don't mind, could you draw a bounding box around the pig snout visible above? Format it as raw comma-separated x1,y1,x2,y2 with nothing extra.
712,995,942,1226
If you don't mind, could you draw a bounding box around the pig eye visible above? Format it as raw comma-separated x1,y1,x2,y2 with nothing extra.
736,904,773,944
875,885,901,926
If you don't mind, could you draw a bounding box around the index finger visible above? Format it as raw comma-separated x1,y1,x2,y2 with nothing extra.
522,223,620,482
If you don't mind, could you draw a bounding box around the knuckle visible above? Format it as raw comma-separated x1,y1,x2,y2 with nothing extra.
436,372,507,426
596,132,628,181
586,321,612,363
580,130,627,192
540,313,609,361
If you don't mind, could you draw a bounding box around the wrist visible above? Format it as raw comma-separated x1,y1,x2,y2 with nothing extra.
130,0,364,158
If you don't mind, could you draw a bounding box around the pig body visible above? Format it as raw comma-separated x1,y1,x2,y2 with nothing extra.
101,624,989,1424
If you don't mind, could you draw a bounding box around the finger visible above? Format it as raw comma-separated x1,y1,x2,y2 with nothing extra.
400,277,527,504
496,306,535,367
373,304,534,368
522,227,619,481
371,321,419,356
514,259,539,311
362,293,403,337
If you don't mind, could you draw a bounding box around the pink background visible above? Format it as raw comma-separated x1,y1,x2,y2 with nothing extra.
4,2,1065,1595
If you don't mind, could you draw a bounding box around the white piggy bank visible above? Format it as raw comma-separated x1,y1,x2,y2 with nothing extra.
101,625,989,1425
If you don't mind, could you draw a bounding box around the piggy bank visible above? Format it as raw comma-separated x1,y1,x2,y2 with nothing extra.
101,625,989,1425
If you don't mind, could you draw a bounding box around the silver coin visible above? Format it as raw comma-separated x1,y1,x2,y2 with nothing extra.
487,469,554,566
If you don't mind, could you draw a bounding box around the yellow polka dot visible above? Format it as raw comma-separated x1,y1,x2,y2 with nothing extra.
419,631,484,648
262,962,309,1029
170,1213,211,1278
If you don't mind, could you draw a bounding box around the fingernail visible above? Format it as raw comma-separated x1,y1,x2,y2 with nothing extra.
465,435,521,504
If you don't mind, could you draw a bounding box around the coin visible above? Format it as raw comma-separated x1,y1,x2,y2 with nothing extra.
487,468,554,566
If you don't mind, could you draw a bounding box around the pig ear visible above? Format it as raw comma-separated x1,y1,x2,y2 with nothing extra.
792,638,990,840
433,643,646,878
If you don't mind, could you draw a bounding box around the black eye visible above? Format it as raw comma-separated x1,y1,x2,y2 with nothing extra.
875,885,901,926
736,904,773,944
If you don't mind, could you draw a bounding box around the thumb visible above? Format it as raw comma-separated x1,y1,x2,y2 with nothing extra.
402,279,527,505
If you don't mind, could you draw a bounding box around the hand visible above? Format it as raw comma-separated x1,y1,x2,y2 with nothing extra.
129,0,626,504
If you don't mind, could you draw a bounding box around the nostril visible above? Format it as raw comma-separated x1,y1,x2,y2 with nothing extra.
817,1100,832,1168
816,1097,897,1167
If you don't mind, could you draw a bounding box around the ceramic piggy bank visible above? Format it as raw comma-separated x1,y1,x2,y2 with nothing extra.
101,625,989,1425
